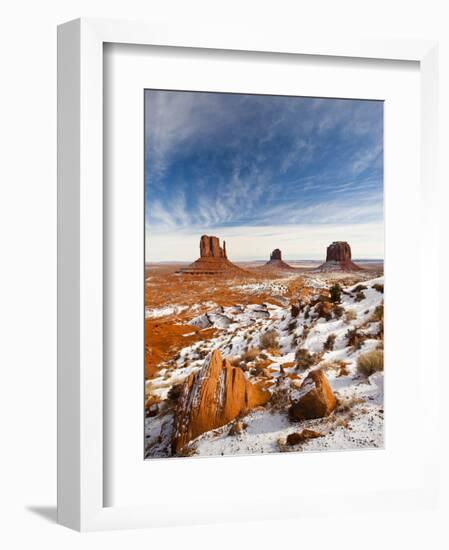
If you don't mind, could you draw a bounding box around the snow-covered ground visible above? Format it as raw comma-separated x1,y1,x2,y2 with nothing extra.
146,275,384,458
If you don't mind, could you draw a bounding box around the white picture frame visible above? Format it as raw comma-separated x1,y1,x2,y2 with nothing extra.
57,17,440,531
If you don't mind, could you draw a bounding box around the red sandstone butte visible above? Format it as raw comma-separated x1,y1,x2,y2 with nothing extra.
261,248,296,271
177,235,245,275
317,241,362,272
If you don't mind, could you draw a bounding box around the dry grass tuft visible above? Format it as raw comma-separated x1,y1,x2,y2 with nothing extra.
333,304,344,318
346,328,366,350
323,333,336,351
371,304,384,322
260,329,279,350
240,347,260,363
357,350,384,376
345,309,357,322
353,284,368,292
335,394,365,413
295,348,321,370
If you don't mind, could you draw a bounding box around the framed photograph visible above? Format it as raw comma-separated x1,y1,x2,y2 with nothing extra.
58,18,440,531
143,89,385,460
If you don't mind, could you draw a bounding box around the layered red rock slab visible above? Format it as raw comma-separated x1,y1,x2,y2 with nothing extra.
317,241,362,272
177,235,246,275
172,349,270,454
288,369,337,421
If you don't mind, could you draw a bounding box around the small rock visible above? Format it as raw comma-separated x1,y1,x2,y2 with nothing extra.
146,403,159,417
286,429,323,446
228,421,247,436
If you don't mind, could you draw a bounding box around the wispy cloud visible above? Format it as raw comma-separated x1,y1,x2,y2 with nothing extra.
145,91,383,260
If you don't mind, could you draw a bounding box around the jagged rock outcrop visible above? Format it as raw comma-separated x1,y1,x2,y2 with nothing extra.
261,248,295,271
172,350,270,454
317,241,362,272
177,235,245,275
288,369,337,421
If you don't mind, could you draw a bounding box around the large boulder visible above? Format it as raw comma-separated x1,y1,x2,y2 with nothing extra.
288,369,336,421
172,350,270,454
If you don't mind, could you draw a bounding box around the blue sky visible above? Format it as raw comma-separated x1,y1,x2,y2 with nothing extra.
145,90,383,261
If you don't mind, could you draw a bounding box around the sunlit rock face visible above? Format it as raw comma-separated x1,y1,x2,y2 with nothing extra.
318,241,362,272
172,349,270,454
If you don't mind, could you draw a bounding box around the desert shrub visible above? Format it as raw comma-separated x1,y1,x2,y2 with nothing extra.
335,394,365,413
241,347,260,363
372,304,384,322
333,304,344,318
295,348,320,370
229,356,242,367
319,361,338,372
260,329,279,350
354,291,366,302
345,309,357,321
330,283,342,303
301,325,310,341
167,383,183,401
372,283,384,293
250,365,264,376
357,350,384,376
270,384,291,410
315,300,333,321
290,303,300,318
323,333,336,351
353,284,368,292
346,328,365,350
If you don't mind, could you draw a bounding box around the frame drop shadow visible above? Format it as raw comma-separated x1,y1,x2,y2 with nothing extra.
26,506,57,523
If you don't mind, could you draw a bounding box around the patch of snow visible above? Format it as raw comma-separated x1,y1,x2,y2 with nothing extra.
145,305,188,319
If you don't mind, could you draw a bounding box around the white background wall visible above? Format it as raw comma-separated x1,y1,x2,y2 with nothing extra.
0,1,448,548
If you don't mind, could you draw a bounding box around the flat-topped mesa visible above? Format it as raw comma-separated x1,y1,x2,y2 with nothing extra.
200,235,227,259
318,241,362,272
177,235,245,275
326,241,352,262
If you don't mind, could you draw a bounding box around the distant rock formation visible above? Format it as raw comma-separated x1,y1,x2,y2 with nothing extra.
317,241,362,272
177,235,245,275
270,248,282,261
326,241,351,263
172,349,270,454
199,235,227,258
261,248,296,271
